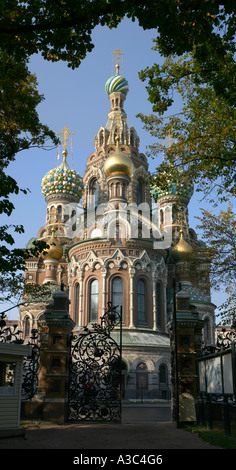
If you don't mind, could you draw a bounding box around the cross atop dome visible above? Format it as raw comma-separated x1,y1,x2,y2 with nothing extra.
58,126,74,152
112,48,124,75
105,50,129,97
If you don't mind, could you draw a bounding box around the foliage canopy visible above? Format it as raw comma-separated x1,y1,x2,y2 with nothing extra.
138,54,236,200
1,0,235,100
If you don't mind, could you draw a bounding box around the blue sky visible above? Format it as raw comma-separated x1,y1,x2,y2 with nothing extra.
2,18,227,319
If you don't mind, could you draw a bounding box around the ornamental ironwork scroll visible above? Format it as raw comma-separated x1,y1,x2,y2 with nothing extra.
67,302,122,422
201,328,236,357
0,321,23,344
0,316,40,400
21,329,40,400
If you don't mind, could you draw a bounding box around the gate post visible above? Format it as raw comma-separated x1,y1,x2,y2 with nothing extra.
38,291,75,424
168,282,204,426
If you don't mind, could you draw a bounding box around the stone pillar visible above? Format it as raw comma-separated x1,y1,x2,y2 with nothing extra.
162,279,168,333
168,286,204,425
129,267,135,328
101,267,107,316
38,291,75,424
78,271,84,327
152,270,157,331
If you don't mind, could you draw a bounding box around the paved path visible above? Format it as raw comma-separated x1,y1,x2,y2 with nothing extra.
0,405,221,450
122,403,171,423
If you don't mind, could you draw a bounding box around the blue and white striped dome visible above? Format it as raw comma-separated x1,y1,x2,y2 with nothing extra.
105,74,129,96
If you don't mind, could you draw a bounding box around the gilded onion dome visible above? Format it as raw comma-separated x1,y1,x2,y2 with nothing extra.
171,230,194,261
41,149,83,200
42,229,63,261
104,138,133,178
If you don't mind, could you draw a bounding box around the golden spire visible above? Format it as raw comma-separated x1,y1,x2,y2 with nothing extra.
62,148,68,163
112,48,124,75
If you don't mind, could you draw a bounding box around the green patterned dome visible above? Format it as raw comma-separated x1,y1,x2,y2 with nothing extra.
41,150,83,200
105,74,129,96
167,281,211,306
179,281,210,304
151,164,194,201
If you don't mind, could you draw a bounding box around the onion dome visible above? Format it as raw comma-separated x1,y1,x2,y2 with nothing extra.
104,138,133,178
41,149,83,200
151,164,194,202
42,229,63,261
105,74,129,96
179,281,211,305
171,230,194,261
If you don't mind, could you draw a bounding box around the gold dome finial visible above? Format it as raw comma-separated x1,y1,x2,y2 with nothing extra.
62,148,68,163
115,135,121,148
104,137,133,178
42,227,63,261
172,230,194,262
115,62,120,75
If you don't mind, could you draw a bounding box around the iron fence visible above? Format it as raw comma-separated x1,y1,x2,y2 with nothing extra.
0,318,40,400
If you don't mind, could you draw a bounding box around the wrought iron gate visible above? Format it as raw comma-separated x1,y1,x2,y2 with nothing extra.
67,303,122,422
0,320,40,400
21,330,40,400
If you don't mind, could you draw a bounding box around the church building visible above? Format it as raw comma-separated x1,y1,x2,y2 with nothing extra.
19,52,215,400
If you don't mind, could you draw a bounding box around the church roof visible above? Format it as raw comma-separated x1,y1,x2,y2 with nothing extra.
167,281,211,305
111,330,170,348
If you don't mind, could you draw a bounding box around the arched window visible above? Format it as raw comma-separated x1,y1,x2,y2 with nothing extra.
204,318,210,343
50,206,56,223
99,130,104,146
46,207,50,223
24,317,30,338
89,179,99,208
130,130,134,147
57,205,62,221
136,362,148,390
159,364,167,384
136,180,143,206
112,277,123,314
115,225,122,244
89,279,99,322
114,128,118,142
137,279,146,324
74,283,80,324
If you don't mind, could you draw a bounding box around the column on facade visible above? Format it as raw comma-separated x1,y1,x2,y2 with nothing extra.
78,270,84,327
162,279,168,333
152,269,157,331
101,266,107,317
129,267,135,328
57,264,63,284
